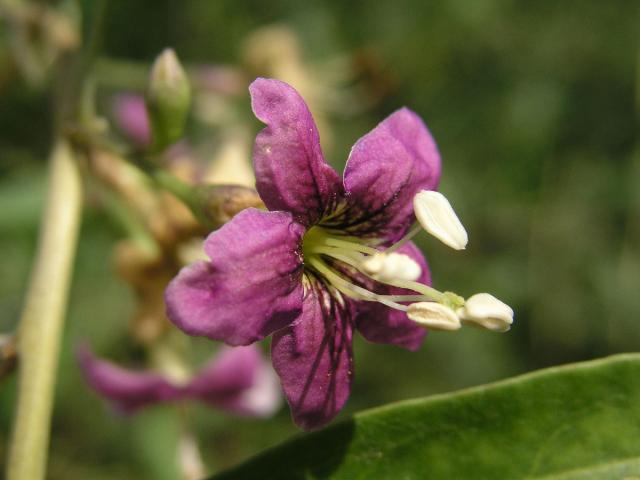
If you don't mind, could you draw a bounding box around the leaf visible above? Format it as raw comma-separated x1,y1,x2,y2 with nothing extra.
212,354,640,480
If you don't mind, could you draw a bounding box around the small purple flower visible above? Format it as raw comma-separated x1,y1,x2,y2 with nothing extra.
78,344,281,417
111,93,152,147
166,78,442,429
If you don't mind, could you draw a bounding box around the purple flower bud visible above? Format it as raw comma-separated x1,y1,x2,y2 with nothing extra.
111,93,151,147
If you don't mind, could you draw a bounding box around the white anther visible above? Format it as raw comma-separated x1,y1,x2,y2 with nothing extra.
413,190,468,250
361,252,422,282
457,293,514,332
407,302,461,331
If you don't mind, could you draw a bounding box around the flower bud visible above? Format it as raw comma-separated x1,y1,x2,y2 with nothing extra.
112,94,151,147
193,184,265,229
457,293,513,332
361,252,422,282
145,49,191,152
407,302,461,331
413,190,468,250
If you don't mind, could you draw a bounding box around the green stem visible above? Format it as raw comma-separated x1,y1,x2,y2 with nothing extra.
6,140,83,480
152,169,196,207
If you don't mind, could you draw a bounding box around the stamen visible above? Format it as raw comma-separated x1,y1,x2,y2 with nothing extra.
306,257,408,312
306,246,365,266
381,277,446,304
308,245,444,304
383,223,422,254
302,225,460,314
457,293,513,332
413,190,468,250
321,237,380,256
378,294,434,302
361,252,421,282
407,302,461,331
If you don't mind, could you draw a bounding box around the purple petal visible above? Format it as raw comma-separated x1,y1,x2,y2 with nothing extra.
165,208,305,346
77,344,180,414
342,108,441,243
250,78,343,225
353,242,430,351
187,345,281,417
271,282,354,430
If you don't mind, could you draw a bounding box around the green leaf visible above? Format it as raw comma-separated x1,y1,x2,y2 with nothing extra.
212,354,640,480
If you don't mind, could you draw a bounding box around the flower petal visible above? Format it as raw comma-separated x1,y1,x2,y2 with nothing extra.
187,345,281,417
165,208,305,346
342,108,441,242
271,282,354,430
354,242,429,350
250,78,343,225
77,344,179,414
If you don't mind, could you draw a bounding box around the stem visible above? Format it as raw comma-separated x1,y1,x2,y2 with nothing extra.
6,140,83,480
177,407,207,480
152,169,197,208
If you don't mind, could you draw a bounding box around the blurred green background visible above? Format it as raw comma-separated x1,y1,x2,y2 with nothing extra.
0,1,638,478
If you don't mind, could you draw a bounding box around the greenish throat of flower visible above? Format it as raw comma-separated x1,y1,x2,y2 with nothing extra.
301,225,463,313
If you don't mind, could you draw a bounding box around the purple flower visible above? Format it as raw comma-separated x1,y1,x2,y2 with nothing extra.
78,343,281,417
165,78,441,429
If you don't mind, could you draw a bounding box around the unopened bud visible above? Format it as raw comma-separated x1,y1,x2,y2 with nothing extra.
413,190,468,250
457,293,513,332
361,252,421,282
407,302,461,331
146,49,191,152
112,94,151,147
193,184,265,229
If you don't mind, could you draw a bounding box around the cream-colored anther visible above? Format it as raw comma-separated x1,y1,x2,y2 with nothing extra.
457,293,513,332
407,302,461,331
413,190,468,250
361,252,422,282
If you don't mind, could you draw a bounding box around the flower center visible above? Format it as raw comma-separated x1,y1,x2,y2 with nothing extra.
297,191,513,334
301,226,462,312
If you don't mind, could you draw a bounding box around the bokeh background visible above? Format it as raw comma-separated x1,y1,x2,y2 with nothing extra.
0,1,638,478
